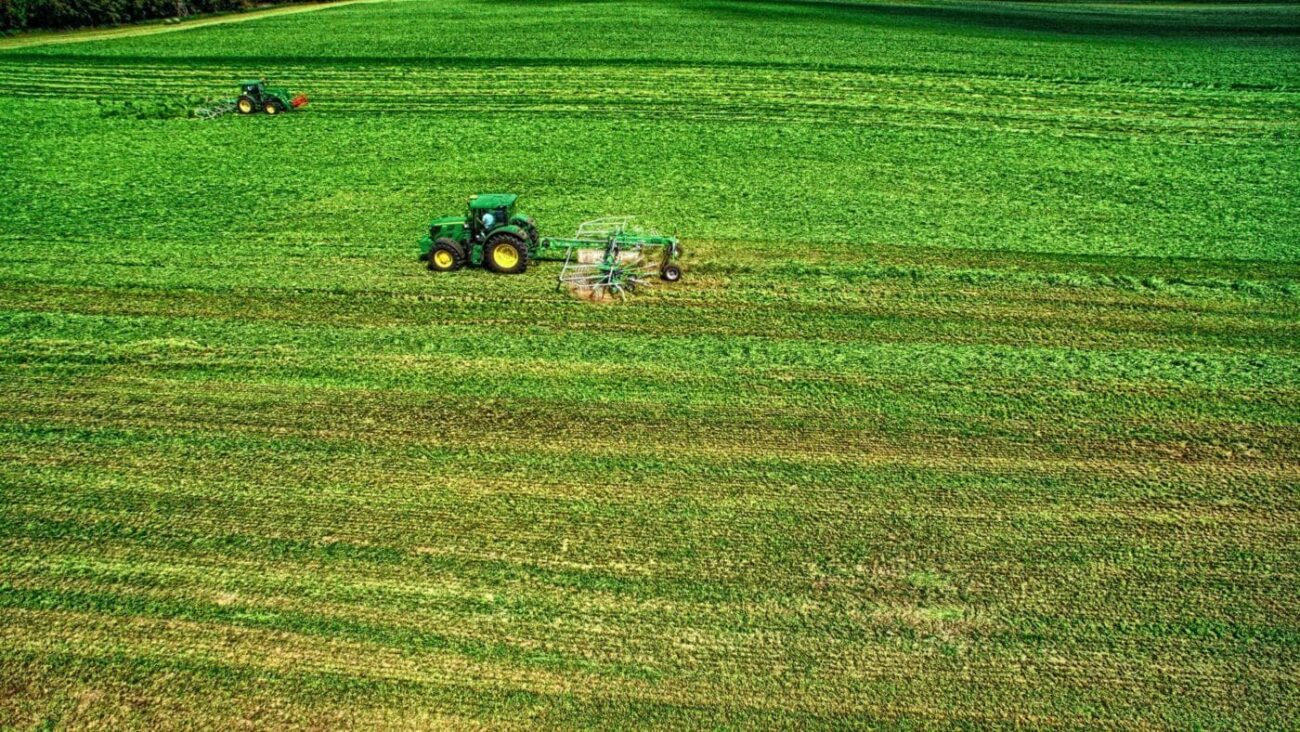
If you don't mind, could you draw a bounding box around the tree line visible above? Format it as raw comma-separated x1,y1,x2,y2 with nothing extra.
2,0,316,32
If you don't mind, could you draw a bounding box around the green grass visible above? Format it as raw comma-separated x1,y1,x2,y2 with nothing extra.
1,0,1298,728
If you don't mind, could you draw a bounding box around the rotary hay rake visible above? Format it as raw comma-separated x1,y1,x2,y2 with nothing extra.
546,217,682,302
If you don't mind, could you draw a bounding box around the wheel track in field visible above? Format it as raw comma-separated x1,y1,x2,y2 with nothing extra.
4,375,1297,472
3,278,1295,355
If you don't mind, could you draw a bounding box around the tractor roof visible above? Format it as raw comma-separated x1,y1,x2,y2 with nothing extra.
468,193,517,210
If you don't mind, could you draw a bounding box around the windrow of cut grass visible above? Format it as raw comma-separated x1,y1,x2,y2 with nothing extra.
2,61,1295,136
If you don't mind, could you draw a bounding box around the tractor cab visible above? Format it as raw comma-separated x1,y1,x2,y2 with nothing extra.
467,193,518,241
240,79,267,98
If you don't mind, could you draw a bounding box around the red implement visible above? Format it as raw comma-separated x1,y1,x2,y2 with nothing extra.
291,94,310,109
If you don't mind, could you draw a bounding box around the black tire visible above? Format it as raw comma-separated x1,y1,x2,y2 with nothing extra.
263,99,284,115
427,238,465,272
522,221,539,249
483,232,529,275
236,96,256,114
660,264,682,282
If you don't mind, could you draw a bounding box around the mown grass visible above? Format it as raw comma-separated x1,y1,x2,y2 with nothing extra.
1,0,1298,728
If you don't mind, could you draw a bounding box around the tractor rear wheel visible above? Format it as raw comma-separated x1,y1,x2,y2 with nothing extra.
236,96,255,114
484,232,529,275
427,238,465,272
264,99,284,115
660,264,682,282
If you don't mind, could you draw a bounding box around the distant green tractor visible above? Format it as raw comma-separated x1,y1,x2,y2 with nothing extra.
236,78,309,115
420,193,540,274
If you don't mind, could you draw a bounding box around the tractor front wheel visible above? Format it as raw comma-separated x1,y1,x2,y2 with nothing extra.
660,264,682,282
236,96,256,114
264,99,284,115
428,238,465,272
484,233,529,275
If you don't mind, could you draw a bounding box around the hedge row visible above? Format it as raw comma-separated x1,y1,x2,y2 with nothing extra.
1,0,315,32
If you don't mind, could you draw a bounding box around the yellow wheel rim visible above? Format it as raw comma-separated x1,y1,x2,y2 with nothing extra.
433,250,454,269
492,243,519,269
238,100,252,113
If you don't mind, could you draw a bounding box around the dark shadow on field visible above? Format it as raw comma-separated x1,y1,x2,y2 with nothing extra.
484,0,1300,37
698,0,1300,37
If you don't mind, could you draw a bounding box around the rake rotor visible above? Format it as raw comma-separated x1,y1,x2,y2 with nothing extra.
550,218,679,302
557,245,660,302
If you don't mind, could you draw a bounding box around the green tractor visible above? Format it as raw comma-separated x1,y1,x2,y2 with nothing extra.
235,78,309,115
419,194,684,295
420,193,540,274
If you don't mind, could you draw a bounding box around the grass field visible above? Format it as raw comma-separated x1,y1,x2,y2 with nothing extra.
1,0,1298,728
